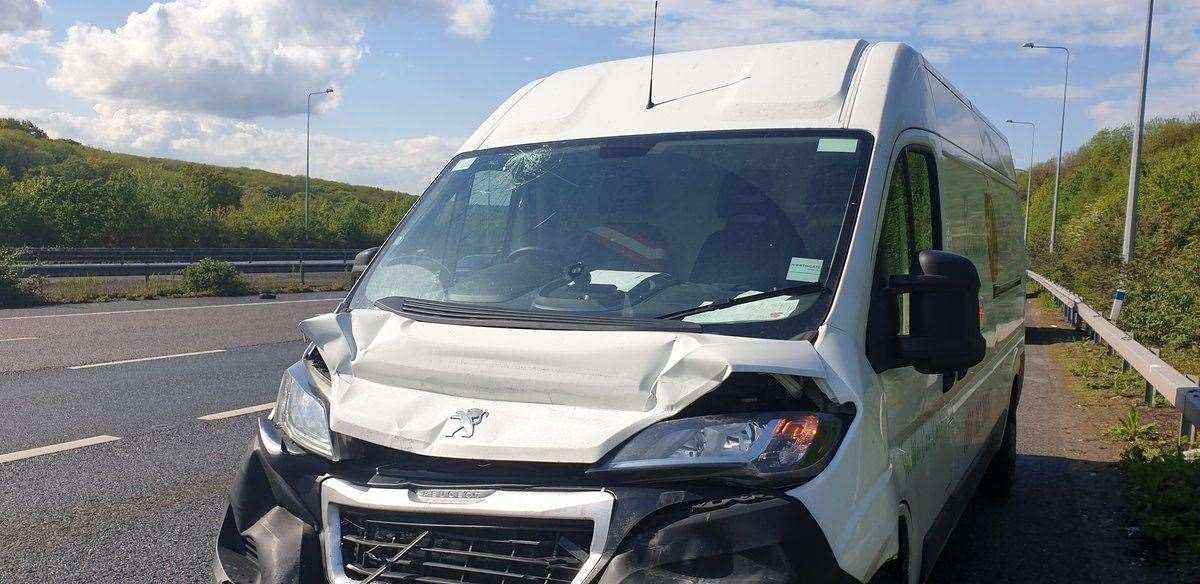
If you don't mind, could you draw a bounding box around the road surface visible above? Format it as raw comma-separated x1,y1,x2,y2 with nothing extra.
0,296,1182,582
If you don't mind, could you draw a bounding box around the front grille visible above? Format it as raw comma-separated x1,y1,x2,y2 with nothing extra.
338,508,594,584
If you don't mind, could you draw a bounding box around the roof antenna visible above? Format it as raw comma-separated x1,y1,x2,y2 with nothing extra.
646,1,659,109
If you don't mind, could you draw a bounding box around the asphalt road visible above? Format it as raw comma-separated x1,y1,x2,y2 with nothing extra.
0,296,1182,583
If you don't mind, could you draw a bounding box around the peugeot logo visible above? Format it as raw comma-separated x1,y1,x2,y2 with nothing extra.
444,408,488,438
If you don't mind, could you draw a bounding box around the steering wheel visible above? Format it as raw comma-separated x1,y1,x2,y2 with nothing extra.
505,246,557,264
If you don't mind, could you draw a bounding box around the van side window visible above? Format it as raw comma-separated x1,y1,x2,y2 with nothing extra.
880,147,940,335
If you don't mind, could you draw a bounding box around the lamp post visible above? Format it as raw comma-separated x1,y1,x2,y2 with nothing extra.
1122,0,1154,265
1021,42,1069,254
1006,119,1037,242
303,88,334,286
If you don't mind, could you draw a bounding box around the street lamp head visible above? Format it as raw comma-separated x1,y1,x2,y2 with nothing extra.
1021,42,1035,48
325,88,334,93
1006,119,1014,123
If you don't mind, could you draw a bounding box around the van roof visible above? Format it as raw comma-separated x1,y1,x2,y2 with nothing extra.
461,39,1015,181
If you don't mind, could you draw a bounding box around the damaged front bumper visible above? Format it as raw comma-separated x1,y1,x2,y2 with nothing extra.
215,419,860,584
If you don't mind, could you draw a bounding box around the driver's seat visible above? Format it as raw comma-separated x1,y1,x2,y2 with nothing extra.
575,170,669,271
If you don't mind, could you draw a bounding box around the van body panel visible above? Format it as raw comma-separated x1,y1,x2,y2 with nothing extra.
461,40,868,153
300,309,839,464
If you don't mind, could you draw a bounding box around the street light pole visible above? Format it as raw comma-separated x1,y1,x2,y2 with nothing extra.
1022,42,1070,254
304,88,334,286
1006,120,1036,242
1122,0,1154,265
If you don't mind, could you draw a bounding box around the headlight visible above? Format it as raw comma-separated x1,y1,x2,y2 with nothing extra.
589,412,843,486
274,362,336,459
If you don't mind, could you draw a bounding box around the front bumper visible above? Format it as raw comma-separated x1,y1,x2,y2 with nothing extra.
215,419,859,584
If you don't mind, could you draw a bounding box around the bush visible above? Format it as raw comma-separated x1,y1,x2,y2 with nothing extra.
1119,429,1200,555
179,258,250,296
0,247,43,308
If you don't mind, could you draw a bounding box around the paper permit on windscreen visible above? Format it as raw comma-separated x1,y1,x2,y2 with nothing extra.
683,291,800,324
588,270,659,292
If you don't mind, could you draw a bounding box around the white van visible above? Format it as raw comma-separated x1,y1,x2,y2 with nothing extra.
214,40,1025,584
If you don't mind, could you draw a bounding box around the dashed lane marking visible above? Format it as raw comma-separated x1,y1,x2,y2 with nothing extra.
0,435,121,464
0,337,37,342
198,402,275,421
68,349,226,370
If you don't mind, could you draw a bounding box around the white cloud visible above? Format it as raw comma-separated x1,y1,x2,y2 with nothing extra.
1018,84,1095,101
9,0,493,191
47,0,495,119
0,0,48,67
530,0,1200,54
0,103,461,193
1086,84,1200,130
921,46,953,64
434,0,495,40
531,0,917,51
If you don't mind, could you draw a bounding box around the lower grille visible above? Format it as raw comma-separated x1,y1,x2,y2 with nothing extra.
338,508,594,584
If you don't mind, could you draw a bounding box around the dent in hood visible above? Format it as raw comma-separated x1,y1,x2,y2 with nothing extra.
300,309,831,464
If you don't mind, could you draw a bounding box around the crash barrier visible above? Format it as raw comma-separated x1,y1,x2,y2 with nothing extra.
15,247,357,277
1028,270,1200,438
17,247,357,264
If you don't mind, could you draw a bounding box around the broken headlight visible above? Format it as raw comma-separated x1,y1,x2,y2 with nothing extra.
274,362,335,459
589,412,843,486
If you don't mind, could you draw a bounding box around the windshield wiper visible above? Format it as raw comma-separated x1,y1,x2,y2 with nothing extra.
656,282,829,321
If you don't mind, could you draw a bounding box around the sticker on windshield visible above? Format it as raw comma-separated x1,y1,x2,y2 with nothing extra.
817,138,858,153
786,257,824,282
451,157,476,172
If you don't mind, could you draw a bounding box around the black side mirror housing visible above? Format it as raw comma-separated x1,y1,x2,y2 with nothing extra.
352,247,379,282
888,250,986,374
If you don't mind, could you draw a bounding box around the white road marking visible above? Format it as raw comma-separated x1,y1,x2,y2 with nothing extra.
0,297,339,321
0,337,38,342
198,402,276,421
0,435,121,464
68,349,226,370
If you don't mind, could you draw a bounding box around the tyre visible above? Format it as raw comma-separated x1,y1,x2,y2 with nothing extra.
980,407,1016,498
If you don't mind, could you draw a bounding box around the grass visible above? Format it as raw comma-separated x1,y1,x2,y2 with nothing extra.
1045,307,1200,559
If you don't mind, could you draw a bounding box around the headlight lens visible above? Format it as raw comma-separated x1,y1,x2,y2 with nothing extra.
589,412,843,486
274,363,335,459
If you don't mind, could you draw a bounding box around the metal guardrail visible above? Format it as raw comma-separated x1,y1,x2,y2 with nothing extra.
16,247,357,264
1028,270,1200,437
13,247,358,278
24,259,352,277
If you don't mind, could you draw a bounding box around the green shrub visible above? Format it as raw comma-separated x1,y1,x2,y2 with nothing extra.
0,247,43,307
1120,431,1200,555
179,258,250,296
1061,341,1146,399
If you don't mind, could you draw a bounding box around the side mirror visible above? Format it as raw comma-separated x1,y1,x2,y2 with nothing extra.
889,250,986,374
352,247,379,282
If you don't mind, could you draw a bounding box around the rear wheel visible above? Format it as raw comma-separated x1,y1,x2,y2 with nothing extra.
980,397,1017,498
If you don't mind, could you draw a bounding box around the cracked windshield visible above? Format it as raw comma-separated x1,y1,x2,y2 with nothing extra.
353,133,865,328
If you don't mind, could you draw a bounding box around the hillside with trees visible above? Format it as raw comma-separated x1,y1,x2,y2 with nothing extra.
0,118,417,249
1025,115,1200,370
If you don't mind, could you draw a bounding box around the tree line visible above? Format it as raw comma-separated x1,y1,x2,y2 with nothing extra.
0,118,416,249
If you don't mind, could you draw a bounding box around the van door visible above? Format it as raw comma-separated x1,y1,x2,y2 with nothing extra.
875,144,952,539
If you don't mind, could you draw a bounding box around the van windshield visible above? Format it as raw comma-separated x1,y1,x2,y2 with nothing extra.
350,131,869,338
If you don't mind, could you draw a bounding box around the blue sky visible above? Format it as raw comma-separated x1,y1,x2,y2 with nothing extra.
2,1,1197,192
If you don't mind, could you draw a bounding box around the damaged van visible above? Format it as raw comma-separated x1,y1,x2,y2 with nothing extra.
215,39,1024,584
